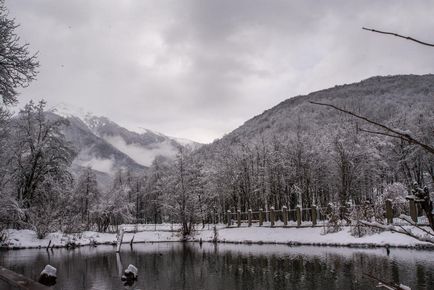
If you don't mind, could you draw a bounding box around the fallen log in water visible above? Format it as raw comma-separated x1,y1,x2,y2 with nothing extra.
0,266,51,290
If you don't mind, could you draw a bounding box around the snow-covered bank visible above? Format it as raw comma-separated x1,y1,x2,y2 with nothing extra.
193,226,434,249
2,229,180,249
2,225,433,250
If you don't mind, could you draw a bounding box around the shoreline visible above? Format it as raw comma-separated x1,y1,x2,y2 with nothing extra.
1,225,433,251
2,240,433,251
192,239,434,250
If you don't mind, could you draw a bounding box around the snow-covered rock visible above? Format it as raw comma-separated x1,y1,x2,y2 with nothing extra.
39,264,57,286
123,264,138,280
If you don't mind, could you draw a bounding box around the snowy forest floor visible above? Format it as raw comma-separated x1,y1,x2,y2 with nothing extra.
2,223,433,250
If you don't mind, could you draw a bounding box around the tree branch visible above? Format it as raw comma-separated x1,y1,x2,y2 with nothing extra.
359,128,402,139
398,215,434,237
309,101,434,155
363,273,410,290
362,27,434,47
359,220,434,244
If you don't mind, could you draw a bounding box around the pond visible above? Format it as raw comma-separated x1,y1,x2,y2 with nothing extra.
0,243,433,290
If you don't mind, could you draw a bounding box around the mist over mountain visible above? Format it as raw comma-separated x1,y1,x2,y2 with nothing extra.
45,107,202,188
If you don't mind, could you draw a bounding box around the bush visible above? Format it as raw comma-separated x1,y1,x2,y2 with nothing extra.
350,202,383,238
323,203,344,234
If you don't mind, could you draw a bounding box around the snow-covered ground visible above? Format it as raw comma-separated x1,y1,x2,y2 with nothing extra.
2,224,433,250
2,229,180,249
193,225,433,248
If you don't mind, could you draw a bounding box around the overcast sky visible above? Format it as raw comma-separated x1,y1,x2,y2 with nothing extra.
6,0,434,143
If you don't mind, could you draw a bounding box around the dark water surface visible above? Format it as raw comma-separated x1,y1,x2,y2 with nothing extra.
0,243,433,290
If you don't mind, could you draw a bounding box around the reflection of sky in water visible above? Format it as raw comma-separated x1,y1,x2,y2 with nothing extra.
1,243,433,290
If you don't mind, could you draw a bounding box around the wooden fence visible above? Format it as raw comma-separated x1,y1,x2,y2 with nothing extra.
224,199,424,228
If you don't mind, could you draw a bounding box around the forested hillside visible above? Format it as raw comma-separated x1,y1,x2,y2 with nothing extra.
199,74,433,205
142,74,434,234
217,74,433,145
1,74,433,238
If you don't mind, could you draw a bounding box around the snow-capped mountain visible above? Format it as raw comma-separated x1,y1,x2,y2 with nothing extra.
83,114,191,167
50,105,201,181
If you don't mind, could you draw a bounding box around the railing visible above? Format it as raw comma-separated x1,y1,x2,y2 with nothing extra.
224,199,426,228
113,199,426,231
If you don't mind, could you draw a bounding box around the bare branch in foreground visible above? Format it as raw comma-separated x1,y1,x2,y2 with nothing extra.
309,101,434,155
398,215,434,237
359,218,434,245
362,27,434,47
363,273,411,290
359,128,404,139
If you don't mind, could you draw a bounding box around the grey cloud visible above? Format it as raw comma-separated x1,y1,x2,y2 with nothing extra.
6,0,434,143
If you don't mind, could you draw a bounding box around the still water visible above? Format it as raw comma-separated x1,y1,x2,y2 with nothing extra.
0,243,433,290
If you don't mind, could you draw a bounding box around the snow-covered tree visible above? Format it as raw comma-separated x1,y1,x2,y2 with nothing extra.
0,0,39,234
143,156,170,224
164,147,203,236
90,186,133,233
74,167,100,227
11,100,75,208
0,108,12,194
0,0,39,105
28,174,74,238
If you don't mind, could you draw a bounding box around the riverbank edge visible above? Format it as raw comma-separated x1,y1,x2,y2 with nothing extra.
191,239,434,250
2,236,434,251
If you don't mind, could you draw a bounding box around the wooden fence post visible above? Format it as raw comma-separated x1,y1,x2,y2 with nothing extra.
248,209,252,227
385,199,393,224
296,206,301,227
409,200,418,223
270,207,275,227
311,205,317,226
237,210,241,227
259,209,263,226
282,206,288,226
116,227,124,252
227,210,232,227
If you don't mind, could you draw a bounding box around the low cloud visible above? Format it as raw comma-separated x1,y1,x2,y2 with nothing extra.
104,135,177,167
74,157,115,175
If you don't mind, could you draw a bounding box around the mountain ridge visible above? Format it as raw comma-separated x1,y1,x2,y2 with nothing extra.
198,74,434,157
44,108,203,188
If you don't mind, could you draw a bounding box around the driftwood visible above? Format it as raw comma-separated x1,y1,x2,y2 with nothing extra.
130,235,134,248
116,228,125,252
0,267,50,290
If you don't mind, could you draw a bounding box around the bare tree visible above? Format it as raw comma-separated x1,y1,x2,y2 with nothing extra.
74,167,100,227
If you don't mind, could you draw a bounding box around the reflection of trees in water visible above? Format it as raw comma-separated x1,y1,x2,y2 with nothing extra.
0,245,433,289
